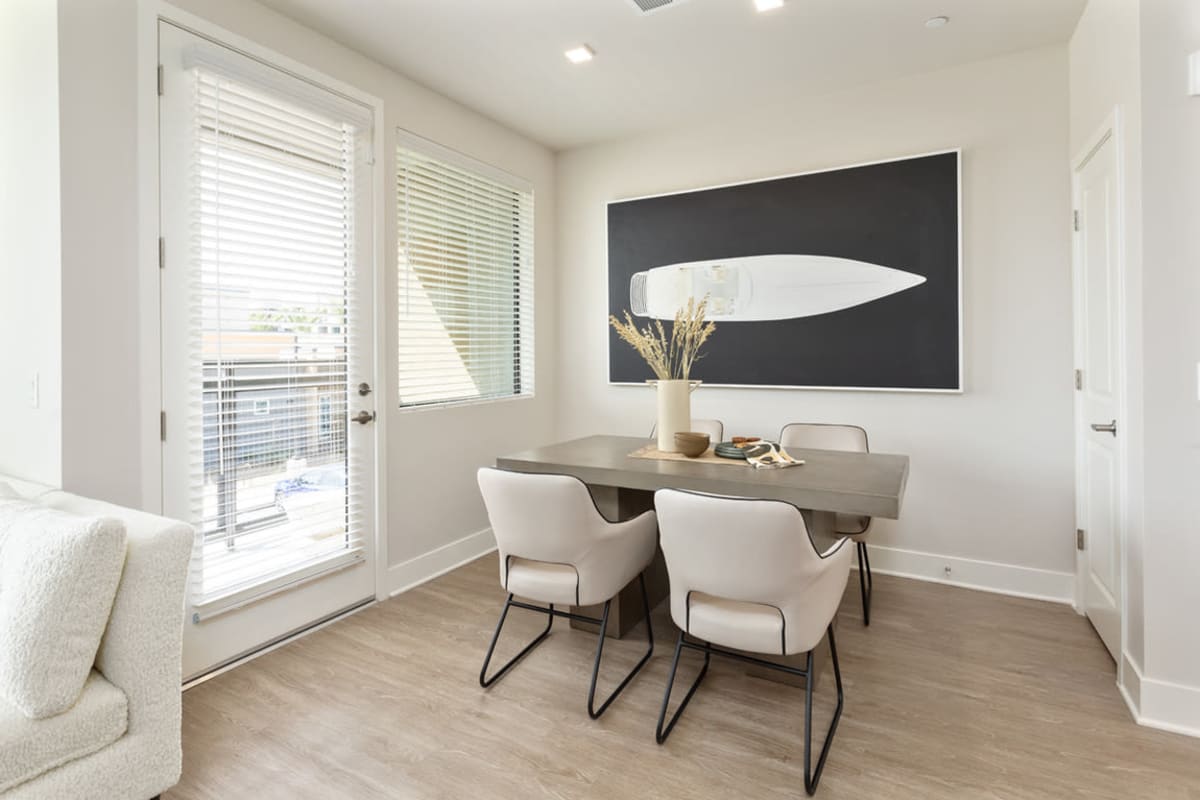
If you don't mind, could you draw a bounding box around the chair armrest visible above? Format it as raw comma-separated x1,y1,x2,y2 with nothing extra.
819,536,850,559
576,510,658,606
598,508,657,542
780,542,853,653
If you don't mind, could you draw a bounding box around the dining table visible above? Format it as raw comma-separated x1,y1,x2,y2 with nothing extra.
495,434,910,688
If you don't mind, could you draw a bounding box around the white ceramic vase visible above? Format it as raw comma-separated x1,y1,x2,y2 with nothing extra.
652,379,699,452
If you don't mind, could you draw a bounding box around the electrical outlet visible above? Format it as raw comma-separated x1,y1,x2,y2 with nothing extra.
30,372,39,409
943,565,952,577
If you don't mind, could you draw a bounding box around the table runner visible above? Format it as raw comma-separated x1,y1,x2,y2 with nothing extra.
626,443,748,467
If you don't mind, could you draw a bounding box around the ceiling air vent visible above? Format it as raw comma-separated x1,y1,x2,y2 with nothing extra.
628,0,681,14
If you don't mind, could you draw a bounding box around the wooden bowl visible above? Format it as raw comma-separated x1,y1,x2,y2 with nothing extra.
674,432,711,458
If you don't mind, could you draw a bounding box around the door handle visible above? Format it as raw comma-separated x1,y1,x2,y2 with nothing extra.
352,410,376,425
1090,420,1117,436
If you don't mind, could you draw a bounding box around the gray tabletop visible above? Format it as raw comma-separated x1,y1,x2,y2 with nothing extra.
496,435,909,519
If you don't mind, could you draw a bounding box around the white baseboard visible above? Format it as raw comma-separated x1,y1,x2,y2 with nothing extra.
384,534,1071,605
387,527,496,598
1119,654,1200,738
857,543,1075,605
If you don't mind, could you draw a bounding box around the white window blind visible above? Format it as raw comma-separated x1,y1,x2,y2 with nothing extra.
182,58,371,612
396,135,534,407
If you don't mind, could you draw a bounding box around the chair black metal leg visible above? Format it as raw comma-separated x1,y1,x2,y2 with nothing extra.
863,542,873,591
802,624,845,796
655,631,711,744
479,593,554,688
587,573,656,719
856,541,872,626
653,624,845,792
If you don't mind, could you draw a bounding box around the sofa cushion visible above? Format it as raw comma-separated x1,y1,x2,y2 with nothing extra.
0,670,128,793
0,500,128,718
0,484,18,559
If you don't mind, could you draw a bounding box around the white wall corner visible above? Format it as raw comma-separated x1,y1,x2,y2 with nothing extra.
387,528,497,597
860,544,1075,605
1124,655,1200,739
1119,650,1142,721
1145,685,1200,739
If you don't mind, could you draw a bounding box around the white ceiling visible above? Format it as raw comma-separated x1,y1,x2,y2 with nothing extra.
257,0,1087,150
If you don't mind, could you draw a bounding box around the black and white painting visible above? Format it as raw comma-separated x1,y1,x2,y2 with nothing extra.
607,150,962,391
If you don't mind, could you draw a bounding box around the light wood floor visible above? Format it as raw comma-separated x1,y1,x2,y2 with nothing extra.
168,554,1200,800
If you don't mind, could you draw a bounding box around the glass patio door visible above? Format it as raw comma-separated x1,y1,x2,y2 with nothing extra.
158,22,377,680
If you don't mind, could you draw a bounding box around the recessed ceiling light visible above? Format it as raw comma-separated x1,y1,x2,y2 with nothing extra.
755,0,785,11
565,45,595,64
925,15,949,29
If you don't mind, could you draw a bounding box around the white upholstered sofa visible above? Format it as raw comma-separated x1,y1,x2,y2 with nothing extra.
0,474,193,800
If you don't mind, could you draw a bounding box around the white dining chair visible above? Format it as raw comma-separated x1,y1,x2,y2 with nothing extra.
653,488,851,795
779,423,875,626
649,418,725,442
476,468,658,718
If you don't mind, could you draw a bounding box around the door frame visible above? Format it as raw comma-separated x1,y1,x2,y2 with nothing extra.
1070,108,1129,667
135,0,390,603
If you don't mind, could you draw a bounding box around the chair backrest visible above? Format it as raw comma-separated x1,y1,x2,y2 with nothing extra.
477,468,603,576
654,489,850,651
778,422,868,454
779,423,872,535
649,418,724,442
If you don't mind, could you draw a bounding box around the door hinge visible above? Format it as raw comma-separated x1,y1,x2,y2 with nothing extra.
1076,528,1086,550
1073,210,1080,232
1074,369,1083,390
157,64,164,96
160,411,167,442
158,237,165,270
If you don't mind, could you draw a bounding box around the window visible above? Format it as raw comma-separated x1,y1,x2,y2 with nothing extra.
318,394,334,437
396,134,534,407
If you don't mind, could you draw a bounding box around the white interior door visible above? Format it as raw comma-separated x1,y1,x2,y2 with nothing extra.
158,22,378,681
1073,125,1122,663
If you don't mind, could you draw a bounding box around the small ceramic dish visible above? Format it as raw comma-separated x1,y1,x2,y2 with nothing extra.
713,442,748,460
674,432,711,458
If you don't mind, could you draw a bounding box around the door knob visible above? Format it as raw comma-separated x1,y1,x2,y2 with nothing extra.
357,382,372,397
352,410,376,425
1090,420,1117,436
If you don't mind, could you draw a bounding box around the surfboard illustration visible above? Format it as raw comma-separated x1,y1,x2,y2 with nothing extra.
629,254,927,321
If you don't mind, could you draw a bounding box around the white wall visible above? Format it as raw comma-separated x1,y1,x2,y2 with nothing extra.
1068,0,1147,701
0,0,63,486
1137,0,1200,732
58,0,141,507
555,46,1076,598
54,0,556,588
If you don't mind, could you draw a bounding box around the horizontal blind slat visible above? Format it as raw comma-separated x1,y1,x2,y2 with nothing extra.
196,76,352,140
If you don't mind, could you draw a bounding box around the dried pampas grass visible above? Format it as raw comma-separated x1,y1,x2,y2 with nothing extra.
609,296,716,381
